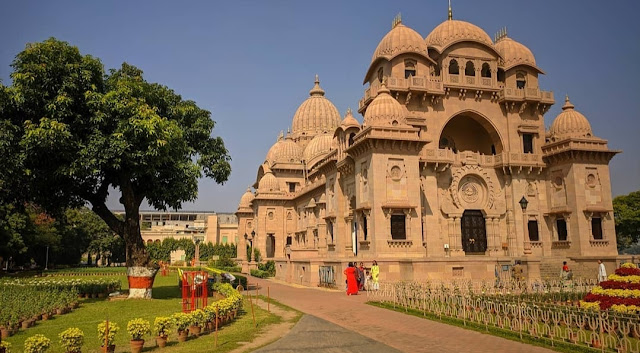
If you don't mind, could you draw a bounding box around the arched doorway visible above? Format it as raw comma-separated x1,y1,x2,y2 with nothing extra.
439,112,503,155
461,210,487,254
266,234,276,258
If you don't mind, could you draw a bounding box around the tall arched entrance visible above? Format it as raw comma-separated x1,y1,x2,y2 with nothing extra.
439,111,504,155
461,210,487,254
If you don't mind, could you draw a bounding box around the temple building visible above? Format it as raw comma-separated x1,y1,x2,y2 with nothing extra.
236,12,621,286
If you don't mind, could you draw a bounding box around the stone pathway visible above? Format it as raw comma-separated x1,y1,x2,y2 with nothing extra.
248,277,555,353
254,315,403,353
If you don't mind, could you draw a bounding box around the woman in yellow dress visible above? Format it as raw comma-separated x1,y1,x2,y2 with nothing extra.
371,260,380,290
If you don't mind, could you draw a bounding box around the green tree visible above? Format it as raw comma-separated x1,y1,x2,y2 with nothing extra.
2,39,231,277
614,190,640,251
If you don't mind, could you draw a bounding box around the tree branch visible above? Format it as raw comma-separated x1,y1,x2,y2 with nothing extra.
91,201,124,236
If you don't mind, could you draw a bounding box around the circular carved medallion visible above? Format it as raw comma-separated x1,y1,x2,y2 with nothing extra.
586,174,597,188
390,166,402,181
460,181,480,204
268,212,274,220
554,177,563,188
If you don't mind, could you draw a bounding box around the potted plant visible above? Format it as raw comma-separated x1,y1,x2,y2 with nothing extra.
126,318,150,353
59,328,84,353
97,321,119,353
24,334,51,353
188,310,205,336
0,341,11,353
202,307,215,331
153,317,172,348
170,313,190,343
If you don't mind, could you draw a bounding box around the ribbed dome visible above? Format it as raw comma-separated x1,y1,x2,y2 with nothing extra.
494,37,537,71
425,20,493,52
371,23,428,64
341,108,360,128
363,82,406,127
291,75,341,138
274,137,303,164
548,96,593,141
265,138,283,165
258,171,280,192
303,133,333,164
238,187,255,208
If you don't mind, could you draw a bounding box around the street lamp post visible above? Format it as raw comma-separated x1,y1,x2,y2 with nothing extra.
45,246,49,271
194,235,204,267
519,196,530,255
250,230,255,262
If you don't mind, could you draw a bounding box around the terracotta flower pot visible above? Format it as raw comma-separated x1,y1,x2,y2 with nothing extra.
21,320,30,330
1,327,9,339
56,308,64,315
189,325,201,336
177,330,188,342
130,339,144,353
42,313,50,321
100,345,115,353
156,336,168,348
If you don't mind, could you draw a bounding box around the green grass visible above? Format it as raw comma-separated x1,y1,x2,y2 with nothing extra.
4,274,284,353
367,301,604,353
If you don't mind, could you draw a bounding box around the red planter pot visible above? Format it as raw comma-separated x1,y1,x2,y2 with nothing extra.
100,345,115,353
177,330,189,342
156,336,168,348
130,339,144,353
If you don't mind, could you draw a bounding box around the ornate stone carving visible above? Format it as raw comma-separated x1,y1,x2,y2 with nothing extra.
449,165,496,210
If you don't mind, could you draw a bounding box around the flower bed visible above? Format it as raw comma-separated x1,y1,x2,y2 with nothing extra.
581,263,640,313
1,278,121,296
0,285,78,337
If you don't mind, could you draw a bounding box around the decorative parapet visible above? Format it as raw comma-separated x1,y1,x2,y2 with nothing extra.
359,76,444,112
387,239,413,248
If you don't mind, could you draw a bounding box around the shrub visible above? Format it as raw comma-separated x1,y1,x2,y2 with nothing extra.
257,260,276,276
58,328,84,353
189,309,206,327
0,341,11,353
97,321,119,346
171,312,191,332
153,317,173,337
126,318,150,341
250,269,269,278
253,248,262,262
231,274,247,289
24,334,51,353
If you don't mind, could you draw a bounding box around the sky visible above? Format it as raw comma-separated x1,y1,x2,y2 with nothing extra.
1,0,639,213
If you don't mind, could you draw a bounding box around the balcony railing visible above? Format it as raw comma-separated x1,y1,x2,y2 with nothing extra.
359,76,444,110
498,87,554,104
422,149,545,168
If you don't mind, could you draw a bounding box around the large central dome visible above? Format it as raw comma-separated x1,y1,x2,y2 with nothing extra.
425,19,493,53
291,76,341,139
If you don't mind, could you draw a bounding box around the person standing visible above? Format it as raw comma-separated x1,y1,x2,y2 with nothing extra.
371,260,380,290
357,262,365,290
598,260,607,282
344,262,359,295
561,261,572,280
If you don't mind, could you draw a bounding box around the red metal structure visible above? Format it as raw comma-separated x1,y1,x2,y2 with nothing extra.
181,271,208,313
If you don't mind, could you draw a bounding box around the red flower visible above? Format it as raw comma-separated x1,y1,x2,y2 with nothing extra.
599,281,640,290
615,268,640,276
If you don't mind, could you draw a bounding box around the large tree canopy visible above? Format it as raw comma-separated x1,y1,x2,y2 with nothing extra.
614,190,640,251
1,38,231,267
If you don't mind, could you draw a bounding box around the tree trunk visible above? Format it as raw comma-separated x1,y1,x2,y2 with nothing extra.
122,186,157,299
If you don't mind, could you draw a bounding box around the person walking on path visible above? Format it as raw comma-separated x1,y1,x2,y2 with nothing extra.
344,262,359,295
357,262,366,290
598,260,607,282
371,260,380,290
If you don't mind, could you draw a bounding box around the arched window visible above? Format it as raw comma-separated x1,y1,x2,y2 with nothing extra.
448,59,459,74
432,64,441,77
516,71,526,89
465,61,475,76
348,133,355,146
404,59,416,79
481,63,491,78
377,67,384,83
497,68,505,82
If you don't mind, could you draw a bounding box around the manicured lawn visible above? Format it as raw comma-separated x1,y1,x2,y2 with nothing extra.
4,273,282,353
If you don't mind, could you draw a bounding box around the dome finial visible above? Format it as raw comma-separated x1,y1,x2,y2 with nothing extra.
562,94,575,111
392,13,402,29
309,74,325,96
346,107,352,116
378,77,391,95
448,0,453,20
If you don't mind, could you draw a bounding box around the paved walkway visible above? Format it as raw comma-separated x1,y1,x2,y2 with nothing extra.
254,315,403,353
248,277,555,353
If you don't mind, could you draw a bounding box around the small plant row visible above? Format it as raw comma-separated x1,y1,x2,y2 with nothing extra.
45,272,123,277
8,283,244,353
1,278,121,296
0,285,79,339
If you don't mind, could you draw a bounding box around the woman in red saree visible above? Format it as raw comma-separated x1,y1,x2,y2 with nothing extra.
344,262,359,295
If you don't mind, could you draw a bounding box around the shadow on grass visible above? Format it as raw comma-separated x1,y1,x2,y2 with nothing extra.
152,284,182,299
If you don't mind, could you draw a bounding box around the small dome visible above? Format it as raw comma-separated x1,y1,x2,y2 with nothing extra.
303,133,333,165
363,82,406,127
274,137,303,164
494,36,539,71
548,96,593,141
425,20,493,52
238,187,255,209
258,171,280,192
371,23,428,64
291,75,341,138
341,108,360,129
265,138,283,165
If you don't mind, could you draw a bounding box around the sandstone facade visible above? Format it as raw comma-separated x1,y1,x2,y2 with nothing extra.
236,13,621,286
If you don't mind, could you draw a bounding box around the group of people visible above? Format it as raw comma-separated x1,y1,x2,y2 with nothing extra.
344,260,379,295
